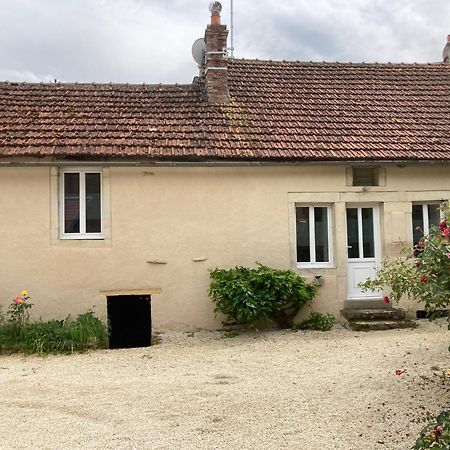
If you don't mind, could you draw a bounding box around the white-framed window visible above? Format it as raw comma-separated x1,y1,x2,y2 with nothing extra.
412,202,442,245
59,170,103,239
296,205,333,267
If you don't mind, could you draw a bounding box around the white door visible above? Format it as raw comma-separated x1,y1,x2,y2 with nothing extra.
346,206,381,299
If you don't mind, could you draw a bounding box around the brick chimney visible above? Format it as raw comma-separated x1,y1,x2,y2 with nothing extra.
443,35,450,63
204,2,229,104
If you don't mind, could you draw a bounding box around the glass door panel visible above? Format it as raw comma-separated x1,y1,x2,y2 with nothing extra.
347,207,375,260
362,208,374,258
346,208,359,259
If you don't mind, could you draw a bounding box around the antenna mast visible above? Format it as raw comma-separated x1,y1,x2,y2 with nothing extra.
230,0,234,58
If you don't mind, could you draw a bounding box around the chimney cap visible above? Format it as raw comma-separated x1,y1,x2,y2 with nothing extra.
209,1,222,14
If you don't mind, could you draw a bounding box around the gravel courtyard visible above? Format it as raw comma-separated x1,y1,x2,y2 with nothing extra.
0,320,449,450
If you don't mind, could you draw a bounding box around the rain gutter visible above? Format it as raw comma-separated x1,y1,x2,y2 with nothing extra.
0,160,450,168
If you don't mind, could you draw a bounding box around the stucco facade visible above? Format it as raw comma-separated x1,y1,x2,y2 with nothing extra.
1,162,448,330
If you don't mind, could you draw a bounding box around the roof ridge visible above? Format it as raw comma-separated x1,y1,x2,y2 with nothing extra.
0,81,194,89
228,58,447,67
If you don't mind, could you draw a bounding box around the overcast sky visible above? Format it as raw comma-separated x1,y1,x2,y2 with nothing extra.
0,0,448,84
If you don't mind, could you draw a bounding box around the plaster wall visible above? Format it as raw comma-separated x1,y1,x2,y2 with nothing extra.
0,164,449,330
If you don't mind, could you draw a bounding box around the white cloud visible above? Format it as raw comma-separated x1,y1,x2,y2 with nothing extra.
0,69,56,83
0,0,448,84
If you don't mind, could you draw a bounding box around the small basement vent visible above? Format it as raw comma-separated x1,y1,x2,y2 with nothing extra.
352,167,379,186
107,295,152,349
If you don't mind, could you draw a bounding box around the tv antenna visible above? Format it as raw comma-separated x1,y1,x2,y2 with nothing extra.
230,0,234,57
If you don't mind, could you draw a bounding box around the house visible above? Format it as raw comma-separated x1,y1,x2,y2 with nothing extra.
1,5,450,340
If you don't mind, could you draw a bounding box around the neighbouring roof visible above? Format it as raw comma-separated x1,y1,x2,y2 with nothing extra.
1,59,450,161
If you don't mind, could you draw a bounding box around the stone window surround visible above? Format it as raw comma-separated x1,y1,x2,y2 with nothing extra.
288,190,450,275
50,167,112,247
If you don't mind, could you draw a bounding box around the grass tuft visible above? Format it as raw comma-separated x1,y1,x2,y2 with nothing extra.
0,311,108,355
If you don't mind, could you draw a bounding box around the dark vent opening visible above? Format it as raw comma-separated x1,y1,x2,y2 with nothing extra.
107,295,152,349
353,167,379,186
416,309,449,319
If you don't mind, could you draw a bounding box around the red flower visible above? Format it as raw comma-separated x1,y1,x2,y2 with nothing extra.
383,296,390,304
434,425,444,442
439,220,447,230
421,274,428,283
415,260,421,267
395,369,407,376
14,296,24,304
443,228,450,237
417,239,425,249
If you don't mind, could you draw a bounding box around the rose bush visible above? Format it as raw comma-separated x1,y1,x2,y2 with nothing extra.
360,203,450,316
8,290,34,334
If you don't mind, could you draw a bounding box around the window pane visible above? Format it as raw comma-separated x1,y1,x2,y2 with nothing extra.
412,204,424,245
296,207,310,262
314,207,329,262
346,208,359,258
85,173,101,233
64,173,80,233
362,208,375,258
428,204,441,230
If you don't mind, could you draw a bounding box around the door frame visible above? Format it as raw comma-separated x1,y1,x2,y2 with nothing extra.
345,203,382,300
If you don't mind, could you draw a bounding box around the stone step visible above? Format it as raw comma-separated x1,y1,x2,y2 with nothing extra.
344,320,418,332
341,308,406,321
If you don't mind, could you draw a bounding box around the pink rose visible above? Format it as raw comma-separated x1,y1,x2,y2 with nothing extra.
417,239,425,249
421,274,428,283
439,220,447,230
383,296,390,304
443,228,450,237
14,296,24,304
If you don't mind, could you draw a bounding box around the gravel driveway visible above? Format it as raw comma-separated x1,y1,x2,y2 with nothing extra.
0,320,449,450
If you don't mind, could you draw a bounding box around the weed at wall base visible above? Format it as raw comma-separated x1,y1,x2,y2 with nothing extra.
0,311,108,355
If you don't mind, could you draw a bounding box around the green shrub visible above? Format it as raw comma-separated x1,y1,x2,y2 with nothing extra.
220,330,240,339
209,263,317,328
0,311,108,355
295,312,336,331
413,409,450,449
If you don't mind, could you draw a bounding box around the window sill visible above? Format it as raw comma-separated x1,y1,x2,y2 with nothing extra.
297,263,335,269
60,235,104,241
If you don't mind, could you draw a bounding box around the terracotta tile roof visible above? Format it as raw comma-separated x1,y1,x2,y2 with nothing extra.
1,59,450,161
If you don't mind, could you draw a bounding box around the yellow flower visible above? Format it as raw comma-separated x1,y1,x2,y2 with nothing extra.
21,290,28,297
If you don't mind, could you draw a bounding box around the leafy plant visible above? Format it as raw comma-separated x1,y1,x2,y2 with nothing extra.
413,409,450,449
295,312,336,331
0,311,108,355
360,203,450,316
209,263,317,328
220,330,240,339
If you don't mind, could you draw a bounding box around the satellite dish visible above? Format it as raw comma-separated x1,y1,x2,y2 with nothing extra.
192,38,206,66
209,1,222,13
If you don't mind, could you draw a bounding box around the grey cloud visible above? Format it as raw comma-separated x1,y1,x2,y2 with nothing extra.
0,0,448,84
235,0,450,63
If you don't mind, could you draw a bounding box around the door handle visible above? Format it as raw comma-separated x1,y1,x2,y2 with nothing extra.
347,245,352,248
